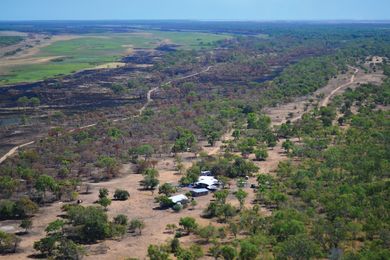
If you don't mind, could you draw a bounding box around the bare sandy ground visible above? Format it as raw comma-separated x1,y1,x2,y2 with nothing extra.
0,66,385,260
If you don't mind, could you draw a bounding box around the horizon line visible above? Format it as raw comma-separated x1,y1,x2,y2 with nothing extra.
0,19,390,23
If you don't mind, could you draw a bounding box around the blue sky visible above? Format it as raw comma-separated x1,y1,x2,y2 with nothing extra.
1,0,389,21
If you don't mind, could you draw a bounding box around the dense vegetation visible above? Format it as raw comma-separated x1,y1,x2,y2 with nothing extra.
0,22,389,258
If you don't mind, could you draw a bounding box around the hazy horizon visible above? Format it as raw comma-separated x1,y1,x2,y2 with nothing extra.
1,0,390,21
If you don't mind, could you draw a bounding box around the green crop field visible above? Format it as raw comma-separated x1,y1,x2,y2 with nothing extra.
0,31,231,85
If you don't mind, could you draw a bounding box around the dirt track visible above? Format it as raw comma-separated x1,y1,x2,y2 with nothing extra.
0,66,385,260
0,66,213,164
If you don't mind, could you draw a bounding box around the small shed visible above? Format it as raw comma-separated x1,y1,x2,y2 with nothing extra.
169,194,189,204
191,188,209,197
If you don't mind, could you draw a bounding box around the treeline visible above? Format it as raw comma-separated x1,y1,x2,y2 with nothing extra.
0,36,24,47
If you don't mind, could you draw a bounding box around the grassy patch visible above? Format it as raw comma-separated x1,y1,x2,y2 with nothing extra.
0,31,231,85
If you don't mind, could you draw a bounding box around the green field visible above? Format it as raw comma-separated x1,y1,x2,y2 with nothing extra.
0,31,230,85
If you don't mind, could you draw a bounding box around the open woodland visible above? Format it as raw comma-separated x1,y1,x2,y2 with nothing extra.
0,21,389,260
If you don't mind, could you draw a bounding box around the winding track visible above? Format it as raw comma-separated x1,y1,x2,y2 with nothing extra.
288,66,359,123
320,66,359,107
0,66,213,164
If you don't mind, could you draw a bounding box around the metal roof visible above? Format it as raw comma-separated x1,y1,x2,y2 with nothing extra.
169,194,188,203
191,188,209,193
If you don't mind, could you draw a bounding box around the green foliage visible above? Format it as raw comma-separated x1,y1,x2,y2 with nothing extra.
155,195,174,209
234,189,248,210
254,148,268,161
67,206,111,243
113,214,128,226
113,189,130,200
98,197,112,210
108,127,123,140
276,233,322,260
129,144,155,160
0,230,20,254
179,165,200,185
99,188,109,199
129,218,145,235
220,245,238,260
0,197,38,220
147,244,171,260
172,128,196,153
140,168,160,190
96,156,118,177
239,240,259,260
158,183,177,196
179,217,198,234
172,203,183,212
226,158,259,178
20,218,33,232
214,189,229,204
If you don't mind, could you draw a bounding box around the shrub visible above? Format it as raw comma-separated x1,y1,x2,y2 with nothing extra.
114,189,130,200
173,203,183,212
113,214,128,226
0,231,20,253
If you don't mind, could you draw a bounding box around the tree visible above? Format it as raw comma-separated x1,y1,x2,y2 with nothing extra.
34,219,84,259
20,218,33,233
113,214,128,226
129,219,145,235
220,204,237,221
17,96,29,107
234,189,248,210
155,195,174,209
174,155,185,175
179,165,200,185
67,206,110,243
276,234,321,260
30,97,41,107
172,128,196,153
166,224,178,234
35,175,57,202
147,244,171,260
14,197,39,218
197,225,217,243
135,144,154,161
98,197,111,211
0,230,20,253
214,190,229,204
55,238,84,260
207,131,220,146
254,148,268,161
220,245,238,260
282,139,294,154
159,183,177,196
239,240,259,260
232,129,241,140
229,222,239,238
140,168,160,190
96,156,118,178
170,237,181,254
227,158,259,178
99,188,109,199
179,217,198,234
113,189,130,200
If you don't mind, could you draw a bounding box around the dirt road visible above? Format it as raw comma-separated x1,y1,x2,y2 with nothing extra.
320,66,359,107
0,66,213,164
1,65,383,260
